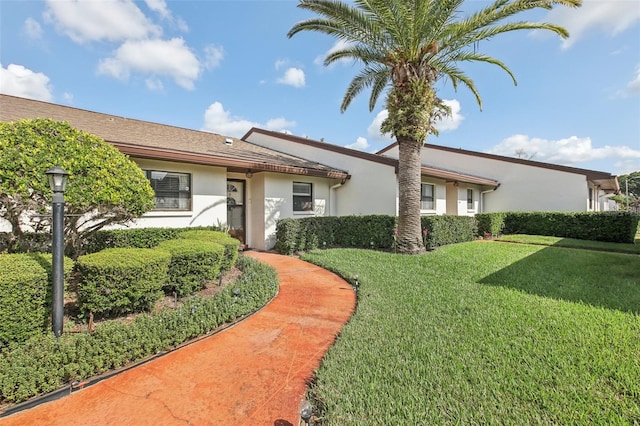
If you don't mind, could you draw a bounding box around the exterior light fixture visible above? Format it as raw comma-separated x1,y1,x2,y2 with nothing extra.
245,170,253,178
299,399,312,425
45,166,69,338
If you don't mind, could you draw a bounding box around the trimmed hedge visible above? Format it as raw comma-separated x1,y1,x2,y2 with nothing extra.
0,255,48,347
275,215,397,254
477,211,639,243
156,239,225,297
275,215,476,254
179,230,240,273
76,248,170,317
421,215,478,249
0,255,278,405
0,253,74,347
84,226,220,254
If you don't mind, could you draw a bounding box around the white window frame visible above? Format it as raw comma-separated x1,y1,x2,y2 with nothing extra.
293,182,313,213
467,188,474,211
145,170,192,211
421,183,435,211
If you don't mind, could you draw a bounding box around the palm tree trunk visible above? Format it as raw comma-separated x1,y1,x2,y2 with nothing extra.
397,136,425,254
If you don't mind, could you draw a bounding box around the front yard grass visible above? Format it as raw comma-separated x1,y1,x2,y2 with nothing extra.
301,241,640,425
496,234,640,254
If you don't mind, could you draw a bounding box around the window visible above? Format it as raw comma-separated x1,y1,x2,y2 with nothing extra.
293,182,313,212
145,170,191,210
421,183,435,210
467,189,474,210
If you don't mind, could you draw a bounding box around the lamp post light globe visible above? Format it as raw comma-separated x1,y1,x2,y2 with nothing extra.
45,166,68,338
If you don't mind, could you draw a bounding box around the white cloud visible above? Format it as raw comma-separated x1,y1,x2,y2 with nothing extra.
62,92,74,103
626,66,640,95
203,44,224,70
144,0,188,32
97,38,201,89
0,63,53,102
275,59,288,71
145,77,164,91
367,110,392,141
44,0,161,44
23,17,42,39
543,0,640,49
345,137,370,151
487,134,640,166
202,102,296,137
434,99,464,132
277,67,306,88
313,39,353,66
365,99,463,140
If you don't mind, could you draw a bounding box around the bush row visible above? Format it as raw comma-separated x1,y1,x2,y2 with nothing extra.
275,211,638,254
476,211,639,243
275,215,477,254
83,226,221,254
0,253,74,347
76,230,240,317
0,255,278,405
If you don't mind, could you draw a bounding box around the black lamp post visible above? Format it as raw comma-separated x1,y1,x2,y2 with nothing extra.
46,166,69,338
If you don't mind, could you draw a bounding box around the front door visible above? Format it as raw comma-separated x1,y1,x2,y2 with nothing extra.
226,179,246,244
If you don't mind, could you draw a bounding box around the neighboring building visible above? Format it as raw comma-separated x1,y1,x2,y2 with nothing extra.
0,94,619,250
377,143,619,213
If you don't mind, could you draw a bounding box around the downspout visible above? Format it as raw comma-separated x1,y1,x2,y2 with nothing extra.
480,185,500,213
330,179,346,216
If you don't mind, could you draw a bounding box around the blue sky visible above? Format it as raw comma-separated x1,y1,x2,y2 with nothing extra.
1,0,639,175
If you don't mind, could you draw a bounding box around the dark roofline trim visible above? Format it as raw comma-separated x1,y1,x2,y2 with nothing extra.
242,127,399,167
243,127,499,188
377,141,616,181
111,142,350,180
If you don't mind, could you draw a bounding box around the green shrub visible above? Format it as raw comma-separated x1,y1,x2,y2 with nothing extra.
476,212,507,237
0,254,278,405
179,230,240,272
76,248,170,317
275,215,396,254
156,239,225,297
421,215,478,249
0,254,48,346
502,211,639,243
84,226,220,254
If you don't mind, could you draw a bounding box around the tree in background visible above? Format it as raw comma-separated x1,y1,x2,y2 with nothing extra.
288,0,580,253
0,118,155,256
613,171,640,212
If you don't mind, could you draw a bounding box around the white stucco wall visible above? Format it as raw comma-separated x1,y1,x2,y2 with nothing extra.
129,159,228,229
384,145,590,212
259,173,332,250
245,133,398,217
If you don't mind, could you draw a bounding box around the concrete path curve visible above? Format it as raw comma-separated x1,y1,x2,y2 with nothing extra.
0,252,356,426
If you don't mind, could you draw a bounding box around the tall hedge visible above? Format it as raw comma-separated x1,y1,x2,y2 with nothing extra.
421,215,478,249
76,248,170,317
478,211,639,243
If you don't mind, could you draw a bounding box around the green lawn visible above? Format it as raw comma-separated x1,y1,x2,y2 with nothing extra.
496,234,640,254
301,241,640,425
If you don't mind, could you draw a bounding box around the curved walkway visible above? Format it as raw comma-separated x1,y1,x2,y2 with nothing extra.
1,252,357,426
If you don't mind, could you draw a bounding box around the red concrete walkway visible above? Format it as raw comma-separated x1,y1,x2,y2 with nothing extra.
0,252,356,426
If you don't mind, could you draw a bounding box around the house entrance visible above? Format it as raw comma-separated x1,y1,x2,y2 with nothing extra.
226,179,246,244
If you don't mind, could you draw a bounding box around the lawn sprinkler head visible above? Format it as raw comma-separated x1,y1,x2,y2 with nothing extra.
299,399,312,425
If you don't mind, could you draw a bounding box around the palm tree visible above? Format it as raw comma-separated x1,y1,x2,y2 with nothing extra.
288,0,580,254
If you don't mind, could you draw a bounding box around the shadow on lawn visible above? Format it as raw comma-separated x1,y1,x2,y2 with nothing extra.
478,244,640,315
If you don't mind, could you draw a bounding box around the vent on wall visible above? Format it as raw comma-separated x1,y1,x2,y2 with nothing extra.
224,138,233,146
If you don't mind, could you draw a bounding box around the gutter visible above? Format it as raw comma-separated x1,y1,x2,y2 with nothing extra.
480,184,500,213
329,179,347,216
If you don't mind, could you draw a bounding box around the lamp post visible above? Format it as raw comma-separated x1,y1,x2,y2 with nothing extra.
46,166,69,338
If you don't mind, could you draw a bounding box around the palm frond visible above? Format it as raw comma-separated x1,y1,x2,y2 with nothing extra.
340,65,388,112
